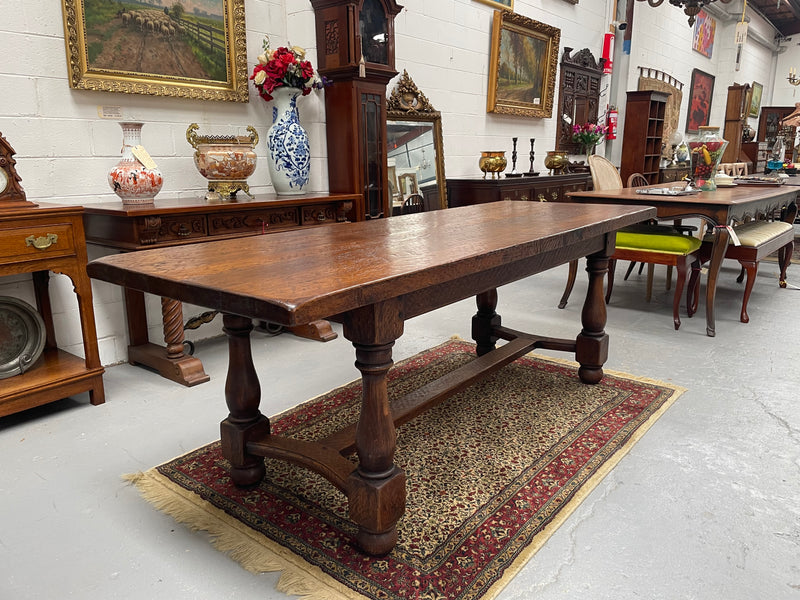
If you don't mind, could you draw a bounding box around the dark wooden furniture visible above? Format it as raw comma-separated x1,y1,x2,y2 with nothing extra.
555,47,604,154
83,193,358,386
758,106,795,144
446,173,591,207
87,201,655,556
566,184,798,336
311,0,402,221
620,90,669,185
721,83,751,164
741,141,768,174
1,204,105,417
660,164,690,183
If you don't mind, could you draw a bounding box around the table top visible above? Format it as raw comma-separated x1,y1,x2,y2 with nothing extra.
568,183,797,224
87,202,654,327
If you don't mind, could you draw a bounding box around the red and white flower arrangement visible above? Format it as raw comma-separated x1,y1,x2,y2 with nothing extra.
249,38,327,102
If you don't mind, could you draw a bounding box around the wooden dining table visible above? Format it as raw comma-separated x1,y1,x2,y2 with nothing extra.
566,183,799,336
86,201,654,556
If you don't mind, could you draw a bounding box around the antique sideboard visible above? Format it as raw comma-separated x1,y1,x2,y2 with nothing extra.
83,193,358,386
446,173,592,207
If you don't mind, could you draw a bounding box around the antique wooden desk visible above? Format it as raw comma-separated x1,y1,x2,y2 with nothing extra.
566,184,798,336
87,201,654,555
83,193,358,386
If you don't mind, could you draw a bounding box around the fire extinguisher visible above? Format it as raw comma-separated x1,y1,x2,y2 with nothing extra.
606,106,618,140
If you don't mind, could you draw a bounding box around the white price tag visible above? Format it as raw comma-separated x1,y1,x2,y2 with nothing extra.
131,145,158,170
725,225,741,246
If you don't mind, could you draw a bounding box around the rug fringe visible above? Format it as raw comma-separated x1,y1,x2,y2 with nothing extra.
123,470,363,600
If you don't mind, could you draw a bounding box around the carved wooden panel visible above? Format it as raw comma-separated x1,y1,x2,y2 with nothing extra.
556,48,604,153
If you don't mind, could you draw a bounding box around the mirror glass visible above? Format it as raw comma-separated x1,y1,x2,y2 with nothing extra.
387,70,447,214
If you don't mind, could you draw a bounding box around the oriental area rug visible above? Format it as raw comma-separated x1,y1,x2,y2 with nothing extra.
126,338,685,600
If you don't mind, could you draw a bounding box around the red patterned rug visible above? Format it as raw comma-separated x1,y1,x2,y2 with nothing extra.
127,339,685,600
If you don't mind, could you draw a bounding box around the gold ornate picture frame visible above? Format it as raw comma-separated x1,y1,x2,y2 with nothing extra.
473,0,514,10
61,0,248,102
486,10,560,118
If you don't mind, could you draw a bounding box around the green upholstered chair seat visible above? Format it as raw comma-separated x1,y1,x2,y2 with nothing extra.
702,220,793,247
616,230,702,255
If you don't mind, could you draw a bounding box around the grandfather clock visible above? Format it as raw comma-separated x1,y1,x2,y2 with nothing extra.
311,0,402,220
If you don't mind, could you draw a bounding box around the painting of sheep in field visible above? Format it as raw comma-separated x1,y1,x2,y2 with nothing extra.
62,0,248,102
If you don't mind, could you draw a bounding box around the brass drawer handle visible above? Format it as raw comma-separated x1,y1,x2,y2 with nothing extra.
503,195,512,202
520,195,529,201
25,233,58,249
317,213,326,222
551,192,559,200
537,194,546,202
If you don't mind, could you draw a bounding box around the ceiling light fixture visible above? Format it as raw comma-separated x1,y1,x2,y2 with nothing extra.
636,0,734,27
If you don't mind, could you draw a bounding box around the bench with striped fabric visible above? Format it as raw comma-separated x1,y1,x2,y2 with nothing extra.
688,220,794,323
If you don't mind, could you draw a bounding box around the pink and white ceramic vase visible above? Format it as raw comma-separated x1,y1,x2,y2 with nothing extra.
108,122,163,205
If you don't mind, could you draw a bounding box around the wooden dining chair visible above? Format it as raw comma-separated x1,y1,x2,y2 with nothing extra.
560,156,702,329
402,193,425,214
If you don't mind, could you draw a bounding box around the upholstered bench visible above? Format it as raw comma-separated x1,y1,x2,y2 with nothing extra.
607,227,703,330
688,220,794,323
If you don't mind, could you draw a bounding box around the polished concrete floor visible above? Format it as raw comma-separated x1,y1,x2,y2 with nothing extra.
2,258,799,599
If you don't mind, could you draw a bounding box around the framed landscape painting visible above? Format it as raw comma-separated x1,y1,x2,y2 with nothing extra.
749,81,763,118
61,0,249,102
686,69,714,133
486,10,560,118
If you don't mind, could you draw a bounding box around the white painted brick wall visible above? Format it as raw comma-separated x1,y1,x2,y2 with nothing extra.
1,0,799,370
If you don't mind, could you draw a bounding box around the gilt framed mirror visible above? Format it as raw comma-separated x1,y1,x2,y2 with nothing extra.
387,70,447,212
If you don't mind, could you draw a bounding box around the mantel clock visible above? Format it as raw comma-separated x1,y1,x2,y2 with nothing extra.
0,133,36,210
311,0,403,220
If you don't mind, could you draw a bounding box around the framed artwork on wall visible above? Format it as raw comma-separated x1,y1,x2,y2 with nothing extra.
749,82,763,118
686,69,715,133
473,0,513,9
61,0,249,102
692,10,715,58
486,10,560,118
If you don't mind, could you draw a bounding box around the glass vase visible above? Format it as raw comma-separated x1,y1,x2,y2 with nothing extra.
687,126,728,191
108,122,163,205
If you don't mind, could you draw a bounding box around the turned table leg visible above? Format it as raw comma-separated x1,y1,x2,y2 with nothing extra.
219,313,270,487
472,289,500,356
342,301,407,556
576,252,610,384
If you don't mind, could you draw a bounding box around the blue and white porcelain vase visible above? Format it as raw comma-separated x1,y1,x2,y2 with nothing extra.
266,86,310,195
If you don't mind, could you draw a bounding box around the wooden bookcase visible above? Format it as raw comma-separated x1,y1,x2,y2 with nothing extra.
620,91,669,185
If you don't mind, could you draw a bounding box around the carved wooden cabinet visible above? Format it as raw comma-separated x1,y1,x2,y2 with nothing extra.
446,173,592,208
620,90,669,185
556,48,604,154
1,204,104,417
83,193,358,386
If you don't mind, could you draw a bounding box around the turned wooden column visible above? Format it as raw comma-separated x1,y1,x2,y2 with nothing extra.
219,313,270,487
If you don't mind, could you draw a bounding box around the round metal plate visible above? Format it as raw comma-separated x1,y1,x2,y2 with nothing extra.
0,296,46,379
